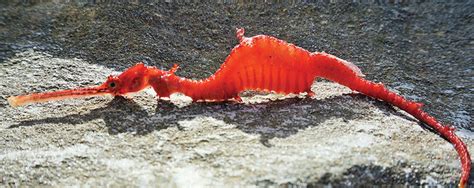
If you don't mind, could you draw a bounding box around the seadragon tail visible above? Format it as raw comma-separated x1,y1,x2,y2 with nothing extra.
312,52,471,188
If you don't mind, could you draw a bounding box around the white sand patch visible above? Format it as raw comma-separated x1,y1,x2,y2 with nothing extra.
170,93,193,108
0,144,99,165
101,158,159,187
171,166,222,188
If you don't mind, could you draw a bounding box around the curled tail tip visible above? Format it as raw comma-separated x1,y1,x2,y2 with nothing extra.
236,28,245,42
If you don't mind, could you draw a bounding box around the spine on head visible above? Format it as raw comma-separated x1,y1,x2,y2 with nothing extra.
311,52,470,187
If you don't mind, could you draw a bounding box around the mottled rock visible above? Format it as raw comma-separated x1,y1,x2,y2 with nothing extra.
0,51,472,187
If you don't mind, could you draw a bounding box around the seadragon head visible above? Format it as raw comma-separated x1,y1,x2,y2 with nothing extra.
8,63,150,107
100,63,150,95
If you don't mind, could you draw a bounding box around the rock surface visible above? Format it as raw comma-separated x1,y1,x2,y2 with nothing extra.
0,1,473,187
1,50,472,187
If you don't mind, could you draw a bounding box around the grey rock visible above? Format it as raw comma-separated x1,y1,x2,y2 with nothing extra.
0,50,472,187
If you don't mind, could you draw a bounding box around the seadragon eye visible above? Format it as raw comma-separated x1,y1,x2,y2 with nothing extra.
108,82,116,88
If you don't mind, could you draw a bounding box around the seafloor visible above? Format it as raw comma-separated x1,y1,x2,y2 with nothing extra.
0,1,473,187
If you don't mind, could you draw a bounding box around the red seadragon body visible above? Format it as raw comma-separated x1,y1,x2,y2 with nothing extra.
8,28,471,187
